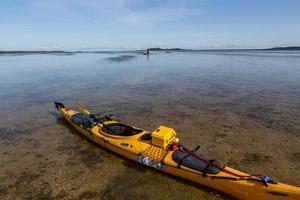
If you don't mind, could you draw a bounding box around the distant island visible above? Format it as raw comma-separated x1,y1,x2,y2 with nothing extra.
146,48,185,51
266,46,300,51
141,46,300,52
0,50,78,55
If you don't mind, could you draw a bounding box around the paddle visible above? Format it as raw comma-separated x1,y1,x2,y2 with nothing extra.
75,102,91,115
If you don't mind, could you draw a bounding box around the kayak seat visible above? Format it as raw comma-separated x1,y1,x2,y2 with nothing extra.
172,150,224,174
102,123,143,136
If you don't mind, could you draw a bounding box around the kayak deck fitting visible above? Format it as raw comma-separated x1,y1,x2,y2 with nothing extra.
54,102,300,200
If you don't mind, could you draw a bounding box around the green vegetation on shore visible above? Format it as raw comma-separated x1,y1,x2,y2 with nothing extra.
146,48,184,51
0,50,72,54
266,46,300,51
0,50,78,55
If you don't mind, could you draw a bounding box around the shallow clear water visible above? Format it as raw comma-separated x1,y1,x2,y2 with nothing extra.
1,51,300,199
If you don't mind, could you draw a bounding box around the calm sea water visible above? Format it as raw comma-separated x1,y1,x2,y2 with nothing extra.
1,51,300,200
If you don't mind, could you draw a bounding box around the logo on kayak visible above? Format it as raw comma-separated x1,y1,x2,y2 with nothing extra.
138,155,165,169
120,142,129,147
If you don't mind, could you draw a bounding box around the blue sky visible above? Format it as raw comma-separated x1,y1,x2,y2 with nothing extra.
1,0,299,50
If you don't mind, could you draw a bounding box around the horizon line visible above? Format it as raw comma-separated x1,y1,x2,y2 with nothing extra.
1,46,300,53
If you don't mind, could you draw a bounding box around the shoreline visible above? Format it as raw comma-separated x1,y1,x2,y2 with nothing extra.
1,47,300,55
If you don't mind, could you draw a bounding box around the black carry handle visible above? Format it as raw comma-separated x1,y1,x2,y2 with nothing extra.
55,102,65,110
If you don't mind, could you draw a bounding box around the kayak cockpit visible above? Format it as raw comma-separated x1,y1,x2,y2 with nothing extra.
172,150,224,174
101,123,144,136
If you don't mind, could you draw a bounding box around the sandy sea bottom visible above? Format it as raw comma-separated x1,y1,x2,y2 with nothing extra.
0,51,300,200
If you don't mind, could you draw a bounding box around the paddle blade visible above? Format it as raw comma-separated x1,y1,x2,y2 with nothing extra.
75,102,91,115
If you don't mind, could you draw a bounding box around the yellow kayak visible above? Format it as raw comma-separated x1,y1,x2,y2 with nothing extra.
55,102,300,200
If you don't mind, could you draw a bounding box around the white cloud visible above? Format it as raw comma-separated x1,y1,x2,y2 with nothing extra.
27,0,203,26
114,1,203,27
117,8,201,26
40,45,61,50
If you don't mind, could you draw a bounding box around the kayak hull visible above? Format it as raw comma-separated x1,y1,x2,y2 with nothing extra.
57,106,300,200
